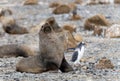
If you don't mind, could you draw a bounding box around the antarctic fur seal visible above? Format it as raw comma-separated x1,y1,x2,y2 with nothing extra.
0,8,28,34
0,44,35,58
16,17,73,73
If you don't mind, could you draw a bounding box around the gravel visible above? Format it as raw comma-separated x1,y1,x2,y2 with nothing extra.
0,0,120,81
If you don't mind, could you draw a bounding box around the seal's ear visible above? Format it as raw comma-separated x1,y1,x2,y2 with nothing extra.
41,23,53,34
46,17,55,25
5,9,12,15
0,8,12,17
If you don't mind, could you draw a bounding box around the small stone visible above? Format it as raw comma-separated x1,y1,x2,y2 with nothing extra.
14,78,20,81
82,65,87,70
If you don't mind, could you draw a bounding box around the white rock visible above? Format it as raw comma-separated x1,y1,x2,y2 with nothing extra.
105,24,120,38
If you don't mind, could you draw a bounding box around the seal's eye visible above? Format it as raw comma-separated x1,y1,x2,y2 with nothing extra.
43,26,51,33
40,23,52,33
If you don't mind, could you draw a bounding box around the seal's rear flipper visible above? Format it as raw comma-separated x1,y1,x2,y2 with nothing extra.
59,57,73,72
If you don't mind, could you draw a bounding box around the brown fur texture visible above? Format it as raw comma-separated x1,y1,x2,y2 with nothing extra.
0,8,12,16
53,4,71,14
30,17,62,33
45,17,62,32
95,57,114,69
23,0,38,5
73,33,83,42
46,17,79,50
30,17,79,50
16,17,73,73
30,17,67,49
45,17,69,51
0,44,35,58
31,17,82,49
84,14,110,30
0,9,29,34
114,0,120,4
63,25,76,33
84,19,95,30
66,32,83,49
2,20,29,34
66,32,78,48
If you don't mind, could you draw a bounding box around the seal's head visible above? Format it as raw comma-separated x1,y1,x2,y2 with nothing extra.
46,17,62,32
40,23,53,34
0,8,12,17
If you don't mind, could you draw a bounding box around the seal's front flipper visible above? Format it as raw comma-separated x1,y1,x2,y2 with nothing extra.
59,57,73,72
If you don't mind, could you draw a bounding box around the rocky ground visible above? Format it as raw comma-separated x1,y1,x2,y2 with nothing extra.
0,0,120,81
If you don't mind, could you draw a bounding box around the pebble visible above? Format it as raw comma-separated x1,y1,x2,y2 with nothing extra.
0,0,120,81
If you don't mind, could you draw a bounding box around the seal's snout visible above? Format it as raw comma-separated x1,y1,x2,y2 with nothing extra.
41,23,52,33
43,25,52,33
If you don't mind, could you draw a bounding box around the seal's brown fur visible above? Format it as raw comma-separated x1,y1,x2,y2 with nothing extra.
0,9,28,34
46,17,82,49
84,14,110,30
45,17,62,32
115,0,120,4
0,8,12,16
73,33,83,42
2,21,29,34
63,25,76,33
0,44,35,58
31,17,82,50
46,17,69,50
16,17,73,73
67,32,77,48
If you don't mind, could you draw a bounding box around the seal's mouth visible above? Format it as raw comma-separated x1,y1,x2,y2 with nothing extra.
41,23,52,34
